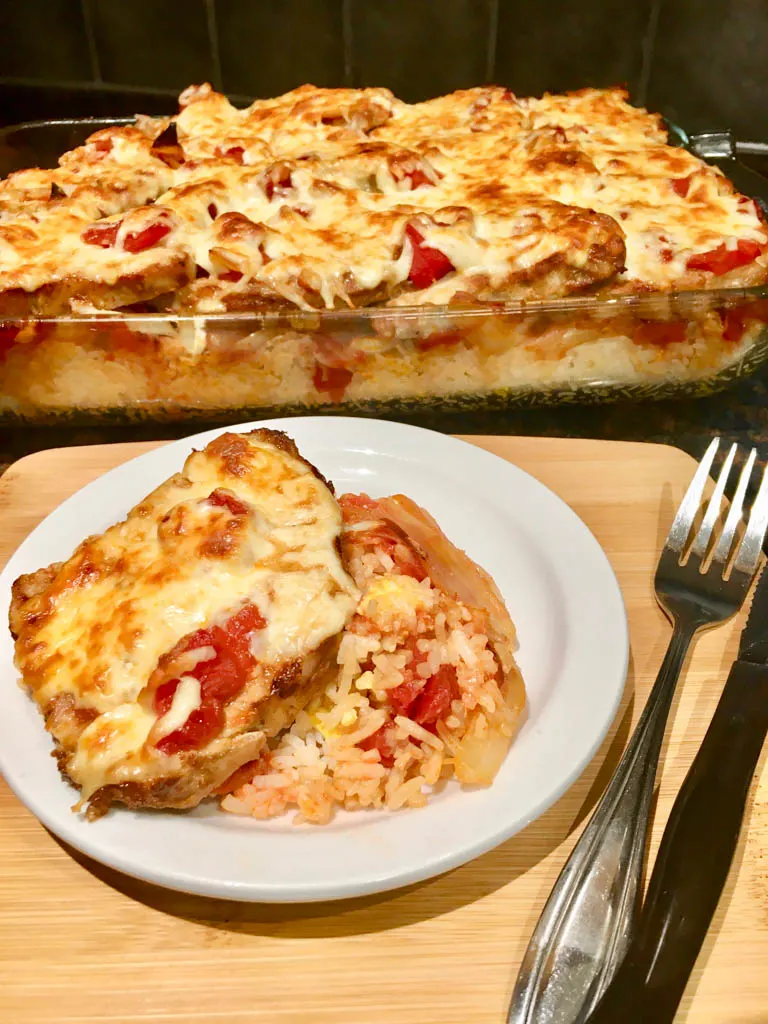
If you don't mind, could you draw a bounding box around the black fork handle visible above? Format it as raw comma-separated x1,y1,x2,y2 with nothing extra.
587,659,768,1024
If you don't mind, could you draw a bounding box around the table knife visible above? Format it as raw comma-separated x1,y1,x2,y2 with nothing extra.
587,567,768,1023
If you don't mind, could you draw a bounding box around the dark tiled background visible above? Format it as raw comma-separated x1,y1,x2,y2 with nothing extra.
0,0,766,136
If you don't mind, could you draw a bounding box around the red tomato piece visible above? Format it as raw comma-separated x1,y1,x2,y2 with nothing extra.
156,702,224,754
416,330,463,352
224,603,267,669
406,169,432,188
410,665,459,727
359,725,397,768
123,221,171,253
176,626,221,657
226,602,267,638
671,175,692,198
265,172,292,201
153,679,180,716
150,603,266,752
217,146,244,163
686,239,762,275
196,650,243,704
207,488,250,516
387,676,424,716
392,166,433,190
339,493,381,524
82,222,120,248
313,362,354,401
634,321,687,347
405,224,455,289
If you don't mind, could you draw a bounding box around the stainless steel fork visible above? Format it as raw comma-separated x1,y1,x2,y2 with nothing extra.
508,438,768,1024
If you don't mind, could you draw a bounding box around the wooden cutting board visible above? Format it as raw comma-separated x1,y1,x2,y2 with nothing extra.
0,435,766,1024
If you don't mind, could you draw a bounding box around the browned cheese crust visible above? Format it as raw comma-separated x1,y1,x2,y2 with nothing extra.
1,83,765,316
9,428,358,815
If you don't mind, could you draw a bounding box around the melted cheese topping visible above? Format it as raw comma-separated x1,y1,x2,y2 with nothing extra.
1,83,766,314
154,675,201,740
13,430,359,798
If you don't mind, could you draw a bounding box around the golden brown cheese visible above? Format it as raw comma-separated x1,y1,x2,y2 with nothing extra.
0,82,766,315
9,428,359,813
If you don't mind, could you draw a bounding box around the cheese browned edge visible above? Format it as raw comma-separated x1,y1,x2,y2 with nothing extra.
1,83,765,318
9,428,359,817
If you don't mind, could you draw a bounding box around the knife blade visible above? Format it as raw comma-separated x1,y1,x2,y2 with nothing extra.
737,565,768,663
587,568,768,1023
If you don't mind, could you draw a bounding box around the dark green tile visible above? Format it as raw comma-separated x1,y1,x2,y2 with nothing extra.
86,0,214,90
217,0,344,97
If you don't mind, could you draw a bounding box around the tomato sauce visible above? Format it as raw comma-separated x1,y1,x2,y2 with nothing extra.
153,602,266,754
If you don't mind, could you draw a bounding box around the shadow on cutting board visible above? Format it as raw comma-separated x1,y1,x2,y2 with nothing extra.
52,684,637,939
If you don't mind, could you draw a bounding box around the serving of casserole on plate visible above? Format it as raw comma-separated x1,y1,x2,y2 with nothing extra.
0,418,627,900
7,425,525,825
1,83,767,421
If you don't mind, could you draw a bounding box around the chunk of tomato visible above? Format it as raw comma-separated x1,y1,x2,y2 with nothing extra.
153,678,180,716
359,725,397,768
313,362,354,401
416,330,463,352
387,676,424,716
406,224,455,289
634,321,687,347
156,702,224,754
82,222,119,248
671,175,692,198
207,488,250,516
123,221,171,253
686,239,762,275
719,302,768,343
223,602,267,668
196,650,243,703
410,665,459,727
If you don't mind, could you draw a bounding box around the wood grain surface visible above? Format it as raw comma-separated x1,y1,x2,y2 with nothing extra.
0,435,765,1024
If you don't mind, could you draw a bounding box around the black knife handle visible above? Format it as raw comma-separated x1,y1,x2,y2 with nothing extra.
587,659,768,1024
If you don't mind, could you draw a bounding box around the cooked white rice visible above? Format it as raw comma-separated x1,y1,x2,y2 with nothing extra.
222,536,519,824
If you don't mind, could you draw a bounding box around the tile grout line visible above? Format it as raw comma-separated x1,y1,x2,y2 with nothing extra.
205,0,224,92
486,0,499,83
636,0,663,106
342,0,355,87
0,74,254,104
79,0,102,84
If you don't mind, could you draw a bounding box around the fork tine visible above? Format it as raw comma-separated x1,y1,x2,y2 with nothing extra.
732,459,768,575
711,447,757,566
689,442,737,559
666,438,720,553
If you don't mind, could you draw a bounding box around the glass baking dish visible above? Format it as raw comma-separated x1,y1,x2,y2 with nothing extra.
2,118,768,425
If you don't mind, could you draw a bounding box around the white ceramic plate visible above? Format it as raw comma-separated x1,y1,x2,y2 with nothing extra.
0,417,628,903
